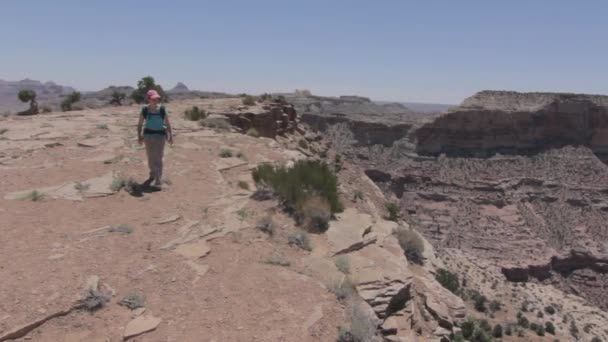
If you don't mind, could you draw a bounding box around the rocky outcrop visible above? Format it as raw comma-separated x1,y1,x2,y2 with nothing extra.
220,103,298,138
169,82,190,93
502,249,608,282
415,91,608,160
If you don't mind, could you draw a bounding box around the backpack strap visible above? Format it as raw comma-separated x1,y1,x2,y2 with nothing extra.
141,106,149,119
160,106,166,119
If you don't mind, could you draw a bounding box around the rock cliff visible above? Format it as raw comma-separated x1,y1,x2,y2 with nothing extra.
416,90,608,160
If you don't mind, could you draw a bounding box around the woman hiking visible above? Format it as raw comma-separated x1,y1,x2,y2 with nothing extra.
137,89,173,187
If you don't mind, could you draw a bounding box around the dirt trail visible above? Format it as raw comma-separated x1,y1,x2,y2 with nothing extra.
0,102,343,341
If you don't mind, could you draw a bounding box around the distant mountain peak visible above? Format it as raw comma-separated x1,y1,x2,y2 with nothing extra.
170,82,189,93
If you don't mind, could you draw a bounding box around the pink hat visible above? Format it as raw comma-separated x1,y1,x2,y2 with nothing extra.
146,89,161,100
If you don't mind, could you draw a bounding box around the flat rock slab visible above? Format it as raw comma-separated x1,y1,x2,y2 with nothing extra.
326,208,376,255
156,215,181,224
174,241,211,260
4,172,116,201
77,138,107,148
123,315,161,340
214,157,248,171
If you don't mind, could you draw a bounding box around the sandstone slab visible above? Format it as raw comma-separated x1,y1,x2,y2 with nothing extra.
123,315,161,340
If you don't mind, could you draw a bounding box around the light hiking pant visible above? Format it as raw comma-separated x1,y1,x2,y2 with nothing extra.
144,135,165,184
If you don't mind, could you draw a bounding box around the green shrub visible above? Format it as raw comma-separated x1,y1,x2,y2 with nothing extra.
537,311,544,318
385,202,401,222
472,328,492,342
259,93,272,102
18,89,39,114
518,314,529,328
335,255,350,274
184,106,206,121
544,305,556,315
219,149,233,158
545,321,555,335
584,324,593,334
264,254,290,267
109,91,126,105
353,191,364,202
461,319,475,339
489,300,502,312
329,278,356,302
505,325,513,336
256,215,275,235
41,106,52,113
474,294,488,313
131,76,168,104
452,332,465,342
242,95,256,106
535,324,545,336
25,190,44,202
288,232,312,251
478,319,491,333
252,160,343,216
61,91,81,111
238,180,250,190
395,228,424,263
74,182,90,192
570,321,579,338
298,195,331,232
493,324,503,338
435,269,459,294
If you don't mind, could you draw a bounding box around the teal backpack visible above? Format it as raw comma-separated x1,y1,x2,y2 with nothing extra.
142,105,167,135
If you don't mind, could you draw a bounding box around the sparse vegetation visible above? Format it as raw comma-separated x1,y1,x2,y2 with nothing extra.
109,224,133,234
246,127,260,137
299,139,309,149
517,312,529,328
252,160,343,219
238,180,250,190
545,305,556,315
329,278,356,302
264,254,291,267
505,325,513,336
395,227,425,264
80,289,110,312
119,292,145,309
200,117,232,130
25,190,44,202
184,106,206,121
297,195,331,232
258,93,272,102
473,293,488,313
461,319,475,339
96,123,109,130
385,202,401,222
61,91,81,111
584,323,593,334
534,323,545,336
242,95,256,106
335,255,351,274
74,182,90,192
131,76,168,104
353,190,364,202
436,268,459,294
492,324,503,338
489,300,502,313
256,215,275,235
41,106,52,113
288,231,312,251
537,311,544,318
18,89,38,114
570,320,579,339
109,90,126,106
336,301,377,342
110,176,127,192
545,321,555,335
219,149,233,158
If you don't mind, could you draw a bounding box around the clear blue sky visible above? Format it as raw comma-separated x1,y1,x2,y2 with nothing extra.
1,1,607,104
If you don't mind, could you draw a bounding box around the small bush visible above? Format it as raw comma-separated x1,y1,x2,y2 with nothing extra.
478,319,491,333
200,117,232,130
353,191,364,202
264,254,291,267
452,333,466,342
61,91,81,111
299,139,309,149
247,128,260,137
385,202,401,222
258,93,272,102
436,269,459,294
545,321,555,335
472,328,492,342
26,190,44,202
242,95,256,106
252,160,343,216
535,324,545,336
219,149,233,158
41,106,52,113
329,278,356,302
110,176,127,192
570,321,579,338
119,292,145,309
461,319,475,339
256,215,275,235
505,325,513,336
395,228,424,264
537,311,544,318
335,255,351,274
288,232,312,251
109,90,126,106
74,182,90,192
184,106,206,121
489,300,502,312
298,195,331,232
474,295,488,313
80,289,110,312
109,224,133,234
493,324,503,338
238,181,250,190
544,305,556,315
584,324,593,334
518,314,529,328
96,123,109,130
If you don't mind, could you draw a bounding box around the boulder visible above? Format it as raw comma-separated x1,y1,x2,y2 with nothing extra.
326,208,377,255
